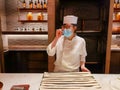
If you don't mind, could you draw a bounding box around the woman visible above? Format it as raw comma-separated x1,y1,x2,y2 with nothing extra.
47,15,90,72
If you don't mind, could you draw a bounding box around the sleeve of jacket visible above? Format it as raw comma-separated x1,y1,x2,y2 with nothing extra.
46,43,56,56
80,39,87,62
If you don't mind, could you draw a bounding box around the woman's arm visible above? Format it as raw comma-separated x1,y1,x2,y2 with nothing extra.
80,61,90,72
51,29,62,49
46,29,62,56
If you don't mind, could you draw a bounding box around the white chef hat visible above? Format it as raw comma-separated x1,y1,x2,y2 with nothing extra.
63,15,78,24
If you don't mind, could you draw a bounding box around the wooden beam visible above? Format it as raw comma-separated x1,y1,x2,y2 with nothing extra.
0,17,5,73
105,0,113,74
48,0,56,72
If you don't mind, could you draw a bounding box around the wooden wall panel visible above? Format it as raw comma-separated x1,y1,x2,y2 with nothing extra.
110,51,120,73
55,0,109,73
4,51,48,73
59,0,100,31
48,0,113,73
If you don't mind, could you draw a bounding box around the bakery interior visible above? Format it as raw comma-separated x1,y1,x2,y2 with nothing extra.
0,0,120,90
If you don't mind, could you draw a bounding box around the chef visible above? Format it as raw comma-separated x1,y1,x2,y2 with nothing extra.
47,15,90,72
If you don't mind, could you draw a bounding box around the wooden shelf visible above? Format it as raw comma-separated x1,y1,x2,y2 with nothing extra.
2,31,48,35
114,8,120,12
76,30,101,33
112,32,120,34
113,20,120,22
18,20,47,23
18,8,48,23
112,27,120,34
76,30,101,36
18,8,47,12
86,62,101,64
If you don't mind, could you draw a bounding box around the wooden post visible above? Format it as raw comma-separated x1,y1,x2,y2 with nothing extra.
0,17,5,73
48,0,56,72
105,0,114,73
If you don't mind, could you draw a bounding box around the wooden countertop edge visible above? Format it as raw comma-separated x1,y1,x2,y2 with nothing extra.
3,45,48,51
111,48,120,51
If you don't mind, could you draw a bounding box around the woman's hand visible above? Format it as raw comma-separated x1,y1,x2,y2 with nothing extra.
81,65,91,72
80,61,90,72
56,29,63,39
51,29,62,49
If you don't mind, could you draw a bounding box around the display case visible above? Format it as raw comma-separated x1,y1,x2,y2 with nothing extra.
1,0,55,73
112,3,120,34
1,0,48,34
109,0,120,74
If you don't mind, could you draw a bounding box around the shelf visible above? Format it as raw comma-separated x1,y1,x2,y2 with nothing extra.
112,32,120,34
112,27,120,34
114,8,120,12
86,62,101,64
113,20,120,22
76,30,101,36
2,31,48,35
18,8,47,12
76,30,101,33
18,20,47,23
8,45,47,51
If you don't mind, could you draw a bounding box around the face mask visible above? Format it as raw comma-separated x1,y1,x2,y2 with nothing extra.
63,29,72,38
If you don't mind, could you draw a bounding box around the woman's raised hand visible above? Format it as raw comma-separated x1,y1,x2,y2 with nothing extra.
56,29,63,39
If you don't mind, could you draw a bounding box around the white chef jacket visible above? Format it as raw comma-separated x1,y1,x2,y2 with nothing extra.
47,35,87,72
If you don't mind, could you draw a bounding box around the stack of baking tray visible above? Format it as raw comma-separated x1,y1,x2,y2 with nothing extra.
39,72,101,90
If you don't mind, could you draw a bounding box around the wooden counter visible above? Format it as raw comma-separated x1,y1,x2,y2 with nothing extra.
111,45,120,51
110,50,120,73
4,46,48,73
